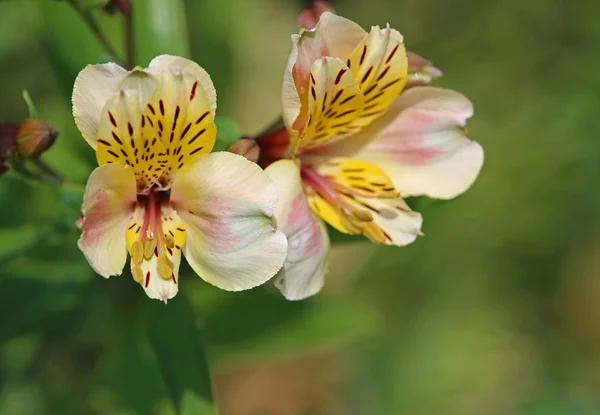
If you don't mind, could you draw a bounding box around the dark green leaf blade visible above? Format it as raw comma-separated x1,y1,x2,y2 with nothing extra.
145,296,215,414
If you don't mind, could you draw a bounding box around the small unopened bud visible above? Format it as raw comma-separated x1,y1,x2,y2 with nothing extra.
297,1,335,30
16,119,58,159
0,123,18,176
227,138,260,164
406,51,443,88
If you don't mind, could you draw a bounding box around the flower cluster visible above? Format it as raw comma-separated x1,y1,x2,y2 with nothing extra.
73,10,483,302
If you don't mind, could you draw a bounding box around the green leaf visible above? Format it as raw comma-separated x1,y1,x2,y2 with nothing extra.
21,90,39,119
132,0,190,66
92,315,175,415
0,225,44,263
213,117,241,152
180,391,215,415
145,296,215,414
194,287,382,366
41,0,124,96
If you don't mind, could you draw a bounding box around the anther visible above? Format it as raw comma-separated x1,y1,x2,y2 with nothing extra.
131,265,144,283
351,209,373,222
144,238,157,259
130,240,143,265
157,254,173,280
362,222,387,244
165,236,175,249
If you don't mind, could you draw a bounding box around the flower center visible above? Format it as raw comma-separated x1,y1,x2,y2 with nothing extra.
300,164,373,232
128,187,180,285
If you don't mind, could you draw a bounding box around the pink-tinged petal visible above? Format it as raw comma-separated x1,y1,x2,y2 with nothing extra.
78,164,137,278
283,12,366,133
297,1,336,30
322,87,483,199
405,50,443,88
265,160,329,300
170,152,288,291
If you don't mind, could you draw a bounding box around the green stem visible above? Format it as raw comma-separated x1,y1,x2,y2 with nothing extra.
66,0,125,65
31,159,64,185
123,9,135,70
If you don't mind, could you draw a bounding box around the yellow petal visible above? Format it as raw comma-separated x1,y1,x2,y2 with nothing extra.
313,157,399,198
346,26,408,128
96,89,168,193
142,60,217,189
295,57,365,153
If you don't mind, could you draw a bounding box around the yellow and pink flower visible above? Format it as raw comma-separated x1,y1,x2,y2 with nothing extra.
73,55,287,302
257,12,483,300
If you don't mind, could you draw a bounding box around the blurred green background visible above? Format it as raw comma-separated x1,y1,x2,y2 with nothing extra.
1,0,600,414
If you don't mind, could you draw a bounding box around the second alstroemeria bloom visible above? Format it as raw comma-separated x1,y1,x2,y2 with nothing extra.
73,55,287,302
257,12,483,300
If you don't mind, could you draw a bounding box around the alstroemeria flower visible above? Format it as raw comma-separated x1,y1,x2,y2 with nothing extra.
73,55,287,302
258,12,483,300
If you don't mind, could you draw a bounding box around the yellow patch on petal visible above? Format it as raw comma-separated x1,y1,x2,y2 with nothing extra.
295,57,365,153
307,192,357,235
158,204,186,261
314,157,399,198
346,26,408,128
125,205,145,251
142,69,217,188
96,90,168,193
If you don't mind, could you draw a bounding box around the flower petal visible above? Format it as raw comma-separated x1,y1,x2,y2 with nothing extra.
72,63,129,148
406,50,443,88
78,163,137,278
148,55,217,115
96,89,168,193
265,160,329,300
322,87,483,199
134,252,179,303
346,195,423,246
170,152,288,291
295,57,365,152
311,157,399,198
142,56,217,188
73,64,157,148
283,12,366,134
345,25,408,128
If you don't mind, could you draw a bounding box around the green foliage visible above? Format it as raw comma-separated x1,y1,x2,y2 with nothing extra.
213,117,241,152
145,297,214,414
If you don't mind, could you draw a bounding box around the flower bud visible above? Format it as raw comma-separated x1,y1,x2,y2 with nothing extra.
406,51,443,88
0,123,18,176
16,119,58,159
227,138,260,164
297,1,335,30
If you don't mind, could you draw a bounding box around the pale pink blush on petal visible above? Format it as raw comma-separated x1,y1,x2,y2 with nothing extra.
287,194,326,257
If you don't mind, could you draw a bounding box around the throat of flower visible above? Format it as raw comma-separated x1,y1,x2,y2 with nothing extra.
300,165,374,233
128,189,179,286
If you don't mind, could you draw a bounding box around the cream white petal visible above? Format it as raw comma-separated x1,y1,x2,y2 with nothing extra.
72,63,129,148
135,251,180,303
147,54,217,116
265,160,329,300
73,63,158,148
320,87,483,199
170,152,287,291
78,164,137,278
